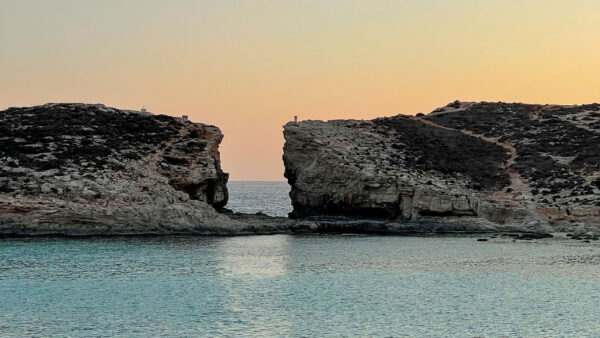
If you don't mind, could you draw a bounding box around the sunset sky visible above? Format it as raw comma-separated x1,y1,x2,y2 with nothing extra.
1,0,599,181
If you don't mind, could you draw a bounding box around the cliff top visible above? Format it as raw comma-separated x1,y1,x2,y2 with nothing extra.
0,103,227,204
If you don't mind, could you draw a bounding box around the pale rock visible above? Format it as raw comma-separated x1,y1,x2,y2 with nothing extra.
283,102,600,231
0,103,253,236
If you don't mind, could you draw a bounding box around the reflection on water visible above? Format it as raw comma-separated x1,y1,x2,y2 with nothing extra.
215,236,292,335
0,235,599,336
218,235,290,278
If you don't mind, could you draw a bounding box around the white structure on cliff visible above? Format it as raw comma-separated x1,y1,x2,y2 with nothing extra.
138,106,152,115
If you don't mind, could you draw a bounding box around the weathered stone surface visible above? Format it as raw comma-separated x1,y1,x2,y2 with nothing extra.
0,103,245,235
283,101,600,230
287,215,526,234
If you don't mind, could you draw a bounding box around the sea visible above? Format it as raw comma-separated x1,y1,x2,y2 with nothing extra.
1,181,599,337
226,181,293,217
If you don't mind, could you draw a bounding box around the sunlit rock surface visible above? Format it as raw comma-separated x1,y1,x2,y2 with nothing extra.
283,101,600,231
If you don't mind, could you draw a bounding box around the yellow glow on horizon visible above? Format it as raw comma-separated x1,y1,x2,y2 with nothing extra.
1,0,599,180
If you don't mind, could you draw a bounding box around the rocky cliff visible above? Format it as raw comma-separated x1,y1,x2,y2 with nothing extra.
283,101,600,232
0,103,243,235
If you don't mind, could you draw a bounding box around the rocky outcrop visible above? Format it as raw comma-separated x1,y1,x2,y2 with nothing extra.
283,101,600,231
0,103,244,235
3,101,598,236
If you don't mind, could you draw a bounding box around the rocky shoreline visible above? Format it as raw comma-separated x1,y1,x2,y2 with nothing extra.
1,102,598,238
283,101,600,233
4,208,598,243
0,103,238,236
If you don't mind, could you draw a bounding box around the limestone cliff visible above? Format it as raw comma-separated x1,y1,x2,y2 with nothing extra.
0,103,239,235
283,101,600,231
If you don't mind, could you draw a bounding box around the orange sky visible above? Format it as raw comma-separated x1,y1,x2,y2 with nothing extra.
1,0,599,180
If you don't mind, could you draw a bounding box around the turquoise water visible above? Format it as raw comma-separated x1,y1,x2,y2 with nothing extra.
2,182,600,336
1,235,600,337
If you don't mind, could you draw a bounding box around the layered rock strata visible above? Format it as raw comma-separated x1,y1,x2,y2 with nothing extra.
283,101,600,231
0,103,241,235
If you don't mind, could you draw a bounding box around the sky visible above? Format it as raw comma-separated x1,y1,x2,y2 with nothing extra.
1,0,599,181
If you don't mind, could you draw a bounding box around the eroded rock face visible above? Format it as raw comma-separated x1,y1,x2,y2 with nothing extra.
0,103,237,235
283,101,600,230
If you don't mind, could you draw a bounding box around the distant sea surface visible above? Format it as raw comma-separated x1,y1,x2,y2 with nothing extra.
1,182,600,336
227,181,292,217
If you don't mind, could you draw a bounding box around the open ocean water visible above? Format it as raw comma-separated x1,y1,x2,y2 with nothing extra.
1,182,600,337
227,181,293,217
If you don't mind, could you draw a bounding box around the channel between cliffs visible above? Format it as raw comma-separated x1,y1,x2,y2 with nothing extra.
1,101,598,236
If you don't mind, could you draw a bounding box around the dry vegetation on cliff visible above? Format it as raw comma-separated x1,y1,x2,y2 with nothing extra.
284,101,600,230
0,103,235,235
